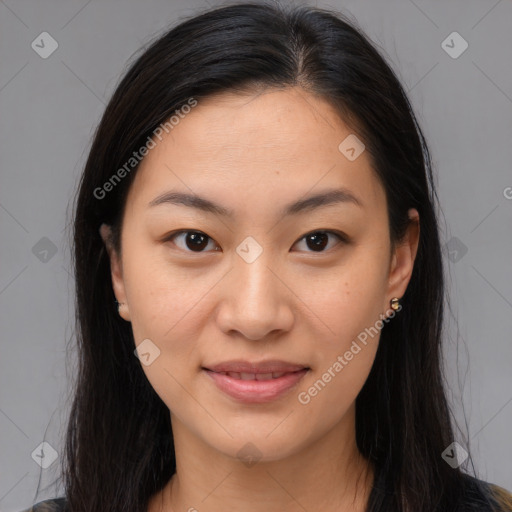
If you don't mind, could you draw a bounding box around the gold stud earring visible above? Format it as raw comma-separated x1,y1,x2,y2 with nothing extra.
390,297,400,311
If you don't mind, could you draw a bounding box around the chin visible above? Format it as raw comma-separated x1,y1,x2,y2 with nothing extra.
199,426,309,464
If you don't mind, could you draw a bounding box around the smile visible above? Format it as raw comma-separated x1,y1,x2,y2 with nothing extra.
203,368,309,403
213,371,291,380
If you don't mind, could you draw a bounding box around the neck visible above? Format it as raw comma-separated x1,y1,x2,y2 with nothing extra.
149,405,375,512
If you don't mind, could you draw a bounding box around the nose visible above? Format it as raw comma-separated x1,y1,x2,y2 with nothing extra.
215,249,294,341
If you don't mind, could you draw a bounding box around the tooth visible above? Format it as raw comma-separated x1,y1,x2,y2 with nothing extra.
272,372,286,378
227,372,241,379
255,373,273,381
240,372,256,380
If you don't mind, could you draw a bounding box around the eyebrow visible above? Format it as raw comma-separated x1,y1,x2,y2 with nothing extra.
147,187,363,218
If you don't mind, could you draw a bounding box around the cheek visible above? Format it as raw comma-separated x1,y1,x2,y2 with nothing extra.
122,239,199,333
122,245,236,403
296,339,377,440
294,264,386,422
298,252,388,350
124,253,206,414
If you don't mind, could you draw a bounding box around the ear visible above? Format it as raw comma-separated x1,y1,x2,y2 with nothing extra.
99,223,131,322
384,208,420,313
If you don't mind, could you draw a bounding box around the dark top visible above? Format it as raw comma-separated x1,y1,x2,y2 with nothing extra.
20,476,512,511
20,497,66,512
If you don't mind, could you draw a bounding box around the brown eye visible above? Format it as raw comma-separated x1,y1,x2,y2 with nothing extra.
167,231,219,253
293,230,346,253
165,229,347,255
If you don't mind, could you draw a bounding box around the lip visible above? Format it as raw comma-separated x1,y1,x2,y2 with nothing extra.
203,359,308,374
202,360,310,404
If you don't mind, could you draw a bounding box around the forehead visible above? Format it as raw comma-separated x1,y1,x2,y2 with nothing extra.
126,87,385,217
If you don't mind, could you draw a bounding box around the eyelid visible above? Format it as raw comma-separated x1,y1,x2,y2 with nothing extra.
163,230,220,253
291,229,348,253
163,229,349,254
295,229,349,245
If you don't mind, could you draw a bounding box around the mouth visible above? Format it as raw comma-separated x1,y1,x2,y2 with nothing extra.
202,360,310,403
206,370,301,381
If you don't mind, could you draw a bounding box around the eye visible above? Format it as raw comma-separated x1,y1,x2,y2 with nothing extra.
166,230,220,253
165,229,347,254
292,230,347,253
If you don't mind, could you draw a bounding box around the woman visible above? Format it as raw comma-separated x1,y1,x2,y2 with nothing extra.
22,1,512,511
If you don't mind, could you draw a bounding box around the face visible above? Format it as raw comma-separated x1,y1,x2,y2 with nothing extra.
101,86,419,463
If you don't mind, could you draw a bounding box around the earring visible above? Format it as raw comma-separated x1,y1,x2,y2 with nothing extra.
390,297,401,311
114,299,125,312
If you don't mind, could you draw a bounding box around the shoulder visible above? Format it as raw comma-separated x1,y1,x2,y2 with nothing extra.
18,497,67,512
14,482,512,512
487,482,512,511
459,473,512,511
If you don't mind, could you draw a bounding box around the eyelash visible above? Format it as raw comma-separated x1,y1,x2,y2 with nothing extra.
163,229,349,254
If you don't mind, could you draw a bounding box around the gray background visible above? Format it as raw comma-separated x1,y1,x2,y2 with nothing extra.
1,0,511,510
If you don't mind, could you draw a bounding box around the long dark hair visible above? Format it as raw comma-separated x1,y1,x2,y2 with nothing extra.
65,2,496,511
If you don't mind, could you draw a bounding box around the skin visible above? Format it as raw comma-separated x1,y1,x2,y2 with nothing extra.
100,86,420,512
